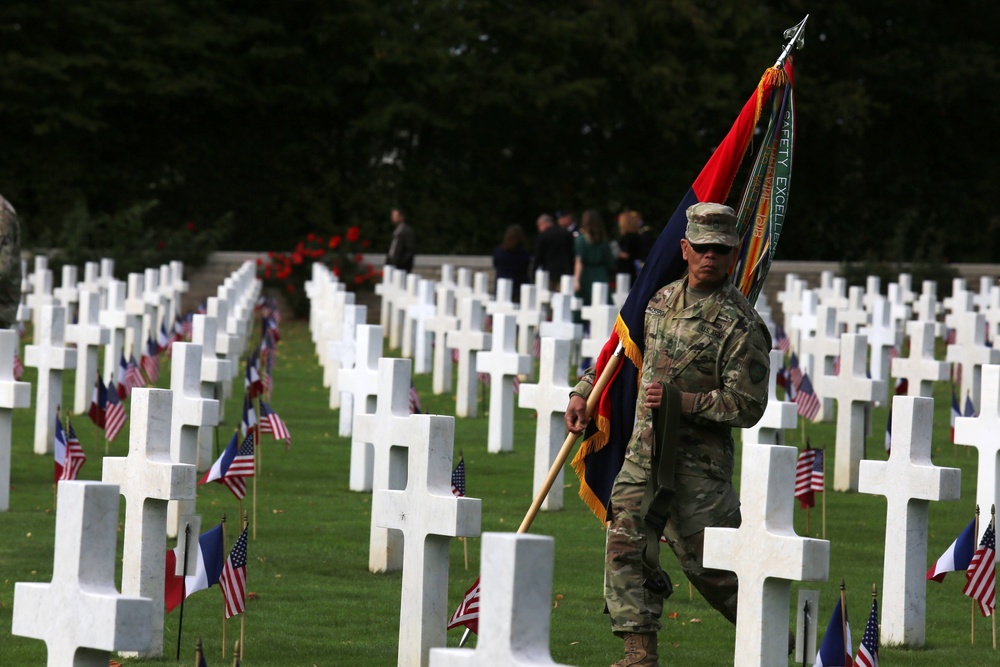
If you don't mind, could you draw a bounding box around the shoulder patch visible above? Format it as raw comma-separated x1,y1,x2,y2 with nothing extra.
646,306,665,317
749,360,767,384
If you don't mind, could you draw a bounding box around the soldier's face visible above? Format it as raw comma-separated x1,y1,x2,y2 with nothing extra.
681,239,735,290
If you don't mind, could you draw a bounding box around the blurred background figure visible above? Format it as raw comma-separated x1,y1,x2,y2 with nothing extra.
574,209,614,306
493,223,531,303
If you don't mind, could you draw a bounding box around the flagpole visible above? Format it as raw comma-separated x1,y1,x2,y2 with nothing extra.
517,343,624,534
801,598,809,667
240,511,248,663
177,522,192,661
821,448,827,540
253,395,260,541
991,505,996,650
221,513,228,659
839,579,848,667
195,636,203,667
774,14,809,70
972,504,980,646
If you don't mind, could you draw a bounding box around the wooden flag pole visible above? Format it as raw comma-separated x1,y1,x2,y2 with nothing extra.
253,396,260,541
240,512,248,662
221,514,228,659
972,505,980,646
821,448,827,540
839,580,849,667
991,505,996,650
516,344,623,534
176,523,192,661
195,636,204,667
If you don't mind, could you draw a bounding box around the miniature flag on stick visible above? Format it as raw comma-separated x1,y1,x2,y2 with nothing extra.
853,587,879,667
795,372,821,422
220,527,249,618
794,448,816,509
200,432,255,500
105,380,127,442
87,375,108,429
451,456,466,497
963,516,996,617
164,523,226,613
927,518,977,582
816,587,852,667
258,401,291,445
446,577,481,634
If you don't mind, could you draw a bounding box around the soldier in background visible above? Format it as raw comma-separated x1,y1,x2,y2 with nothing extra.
0,196,21,329
565,203,771,667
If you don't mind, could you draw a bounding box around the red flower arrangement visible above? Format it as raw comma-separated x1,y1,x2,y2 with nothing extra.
258,226,380,317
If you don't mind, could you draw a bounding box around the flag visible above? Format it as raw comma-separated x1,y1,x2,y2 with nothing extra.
795,372,821,422
241,394,257,437
894,377,908,397
126,354,146,392
811,448,825,493
164,523,226,613
245,352,264,399
200,432,255,500
157,321,170,352
815,596,852,667
59,422,86,482
964,392,976,418
259,400,291,444
117,354,129,399
794,448,816,509
181,312,194,340
451,457,466,497
141,336,160,384
927,518,977,582
571,59,797,519
884,403,892,455
962,520,996,616
12,350,23,380
53,416,68,483
409,382,422,414
220,527,249,618
447,577,481,633
105,380,127,442
775,325,790,353
853,596,879,667
950,387,961,442
87,375,108,429
788,352,803,391
196,644,208,667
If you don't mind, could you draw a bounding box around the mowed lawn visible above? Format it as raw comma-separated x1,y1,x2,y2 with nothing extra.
0,316,997,666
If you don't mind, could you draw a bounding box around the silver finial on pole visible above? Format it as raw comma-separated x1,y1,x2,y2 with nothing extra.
775,14,809,69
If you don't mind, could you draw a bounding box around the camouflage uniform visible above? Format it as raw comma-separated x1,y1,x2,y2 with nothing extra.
0,196,21,329
573,276,771,636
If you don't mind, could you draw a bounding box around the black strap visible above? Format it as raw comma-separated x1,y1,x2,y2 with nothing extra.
639,382,681,597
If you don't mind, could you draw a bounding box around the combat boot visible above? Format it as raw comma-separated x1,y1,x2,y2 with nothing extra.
611,633,658,667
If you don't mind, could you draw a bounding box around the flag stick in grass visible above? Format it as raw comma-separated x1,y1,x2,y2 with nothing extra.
221,513,228,659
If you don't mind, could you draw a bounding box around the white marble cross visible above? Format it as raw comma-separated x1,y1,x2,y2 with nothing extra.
353,357,415,571
839,286,869,334
516,284,543,357
0,329,31,511
319,291,355,403
891,321,949,398
27,256,54,344
858,396,961,646
486,278,517,318
788,289,818,357
533,269,552,309
400,275,424,359
99,280,129,384
946,309,1000,410
166,343,219,539
25,305,77,455
954,364,1000,540
407,278,437,374
860,296,901,398
704,444,829,666
375,265,399,330
339,324,383,469
206,296,238,400
580,283,618,362
887,283,912,333
12,481,154,665
389,272,415,351
476,314,531,453
557,274,582,313
102,389,196,657
862,275,881,315
519,337,573,511
66,290,109,415
897,272,916,305
430,533,576,667
191,314,231,470
539,293,583,346
612,273,630,309
776,273,803,329
446,297,491,418
142,268,166,346
822,334,885,492
742,349,797,445
985,286,1000,345
803,305,842,421
374,412,481,667
53,265,80,332
425,285,458,395
123,273,147,360
328,304,366,415
915,281,943,336
973,276,995,313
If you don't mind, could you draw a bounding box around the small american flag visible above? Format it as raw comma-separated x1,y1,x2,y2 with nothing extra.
775,325,790,353
852,596,879,667
126,355,146,393
963,519,996,617
105,380,127,442
795,372,821,422
223,433,256,499
409,383,422,414
794,448,816,509
141,337,160,384
87,376,107,429
788,352,803,391
451,457,466,497
220,527,249,618
60,422,86,482
447,576,480,633
259,401,291,445
811,449,825,493
12,350,23,380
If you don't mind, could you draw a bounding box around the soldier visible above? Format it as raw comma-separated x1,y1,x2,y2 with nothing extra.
565,203,771,667
385,207,417,273
0,196,21,329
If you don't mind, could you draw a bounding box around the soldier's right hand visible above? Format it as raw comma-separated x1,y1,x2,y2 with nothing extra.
564,394,589,434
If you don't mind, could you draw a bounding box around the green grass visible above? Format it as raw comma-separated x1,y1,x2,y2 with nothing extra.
1,320,997,665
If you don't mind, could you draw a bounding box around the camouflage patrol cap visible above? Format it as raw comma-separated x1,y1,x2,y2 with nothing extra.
685,202,739,246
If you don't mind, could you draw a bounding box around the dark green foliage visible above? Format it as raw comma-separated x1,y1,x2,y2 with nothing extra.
1,3,999,259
